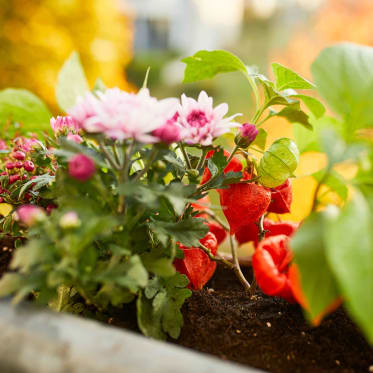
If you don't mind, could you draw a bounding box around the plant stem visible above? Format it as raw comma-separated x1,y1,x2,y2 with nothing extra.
230,234,251,292
179,142,192,169
204,209,230,231
196,148,208,170
219,253,252,267
99,140,120,170
311,168,330,212
245,72,260,113
112,143,121,167
199,243,235,269
226,144,240,165
257,214,266,242
134,148,159,181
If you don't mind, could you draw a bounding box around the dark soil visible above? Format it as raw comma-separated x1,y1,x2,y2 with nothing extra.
109,264,373,373
0,235,15,278
176,265,373,373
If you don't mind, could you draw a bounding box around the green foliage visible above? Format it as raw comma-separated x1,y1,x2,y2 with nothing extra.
272,63,315,91
0,88,52,134
258,138,299,188
325,193,373,343
312,43,373,134
56,52,89,112
292,213,341,321
137,273,192,340
182,50,247,83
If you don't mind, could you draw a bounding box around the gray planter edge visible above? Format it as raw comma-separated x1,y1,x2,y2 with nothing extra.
0,299,264,373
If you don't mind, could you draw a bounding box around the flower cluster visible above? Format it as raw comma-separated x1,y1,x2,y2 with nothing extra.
68,88,240,146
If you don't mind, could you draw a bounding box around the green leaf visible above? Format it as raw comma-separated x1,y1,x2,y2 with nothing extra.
56,52,89,112
290,95,325,118
325,192,373,343
272,103,312,129
19,173,55,198
292,213,340,321
137,273,192,340
272,63,315,91
182,50,247,83
257,138,299,188
150,217,208,247
0,89,52,132
251,128,267,150
312,169,348,201
312,43,373,131
92,78,106,94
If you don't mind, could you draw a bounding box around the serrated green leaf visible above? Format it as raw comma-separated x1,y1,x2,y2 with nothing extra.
272,63,315,91
325,192,373,343
137,273,192,340
258,138,299,188
182,50,247,83
150,217,208,247
56,52,89,112
292,213,340,321
0,89,52,133
312,43,373,132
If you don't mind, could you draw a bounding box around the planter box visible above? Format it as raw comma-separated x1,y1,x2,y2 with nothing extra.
0,299,263,373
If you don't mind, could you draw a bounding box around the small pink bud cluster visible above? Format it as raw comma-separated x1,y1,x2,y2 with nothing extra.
50,116,83,144
68,154,96,182
0,136,54,205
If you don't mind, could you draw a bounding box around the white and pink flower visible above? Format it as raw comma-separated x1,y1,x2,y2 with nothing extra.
69,88,178,143
176,91,241,146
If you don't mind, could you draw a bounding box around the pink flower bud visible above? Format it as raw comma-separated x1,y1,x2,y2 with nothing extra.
16,205,45,226
15,161,23,169
153,122,181,144
13,151,26,160
68,154,96,181
5,162,15,170
1,171,7,176
50,116,80,134
24,160,35,172
66,133,83,144
241,123,258,142
9,175,20,184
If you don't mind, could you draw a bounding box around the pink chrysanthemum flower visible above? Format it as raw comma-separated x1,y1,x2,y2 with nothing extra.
69,88,178,143
50,116,80,134
176,91,241,146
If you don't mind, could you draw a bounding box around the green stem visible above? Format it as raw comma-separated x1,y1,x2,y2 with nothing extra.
99,140,120,170
204,209,230,231
179,142,192,169
112,143,121,167
196,148,208,170
230,235,251,291
134,148,159,181
311,169,330,212
199,243,235,269
257,214,266,242
256,113,272,127
244,72,260,113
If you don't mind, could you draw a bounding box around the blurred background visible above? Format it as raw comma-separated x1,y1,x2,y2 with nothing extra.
0,0,371,226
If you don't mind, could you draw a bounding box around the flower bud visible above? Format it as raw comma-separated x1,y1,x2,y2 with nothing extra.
68,154,96,182
24,160,35,172
234,123,258,148
16,205,45,226
153,122,181,144
13,151,26,160
153,160,166,171
5,162,15,170
59,211,81,229
66,133,83,144
15,161,23,169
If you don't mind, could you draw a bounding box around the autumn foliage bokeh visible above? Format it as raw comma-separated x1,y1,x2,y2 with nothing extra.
0,0,132,112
